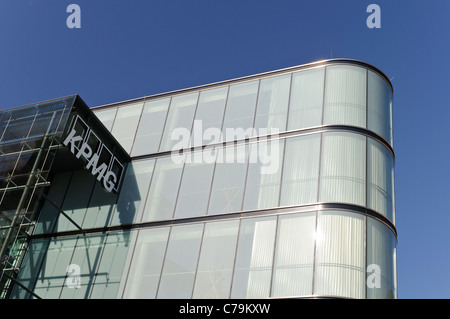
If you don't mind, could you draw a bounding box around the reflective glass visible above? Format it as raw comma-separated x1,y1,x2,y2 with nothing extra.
208,145,249,214
231,216,277,298
111,103,143,153
314,211,365,299
59,235,107,299
131,98,170,156
122,227,170,298
55,170,96,232
157,224,204,298
254,74,290,134
324,65,366,127
191,87,228,147
159,93,199,152
92,108,117,132
173,157,215,219
90,232,131,298
221,81,259,141
319,132,366,206
193,220,239,298
111,159,155,225
82,182,117,229
288,67,325,130
141,157,183,222
271,212,316,297
368,71,393,145
32,237,78,299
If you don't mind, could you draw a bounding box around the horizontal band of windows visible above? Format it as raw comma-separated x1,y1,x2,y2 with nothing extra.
92,59,393,112
130,124,395,163
30,202,397,241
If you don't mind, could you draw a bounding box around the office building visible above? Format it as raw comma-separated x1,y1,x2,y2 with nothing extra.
0,58,396,299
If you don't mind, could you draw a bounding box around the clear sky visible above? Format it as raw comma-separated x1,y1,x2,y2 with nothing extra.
0,0,448,299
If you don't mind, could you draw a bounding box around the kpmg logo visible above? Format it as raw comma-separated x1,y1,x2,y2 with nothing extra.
63,116,124,193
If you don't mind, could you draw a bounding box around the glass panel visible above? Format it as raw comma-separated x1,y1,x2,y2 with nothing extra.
319,132,366,206
193,220,239,299
32,237,78,299
131,98,170,156
10,239,51,299
314,211,365,299
111,159,155,225
368,71,393,145
90,232,131,298
243,139,284,211
93,108,117,132
271,212,316,297
367,218,397,299
82,182,117,229
323,65,366,128
56,170,96,232
159,93,199,152
221,81,259,141
110,103,143,153
254,74,291,134
59,235,106,299
367,139,395,222
35,172,72,234
173,158,215,219
122,227,170,299
280,134,321,206
231,216,277,298
191,87,228,147
141,157,183,222
288,67,325,130
157,223,204,299
208,144,249,214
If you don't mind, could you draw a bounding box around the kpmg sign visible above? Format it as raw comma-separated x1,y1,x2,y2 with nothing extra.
63,115,124,193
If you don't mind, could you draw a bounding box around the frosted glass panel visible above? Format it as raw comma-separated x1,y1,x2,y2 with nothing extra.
243,139,283,211
254,74,290,134
159,93,199,152
367,218,397,299
122,227,170,299
288,67,325,130
221,81,259,141
157,224,204,299
231,217,277,298
82,182,117,229
367,139,395,222
324,65,366,127
111,103,143,153
193,220,239,298
280,134,321,206
368,71,393,145
272,212,316,297
90,232,131,298
319,132,366,206
131,98,170,156
314,211,365,299
142,157,183,222
93,108,117,132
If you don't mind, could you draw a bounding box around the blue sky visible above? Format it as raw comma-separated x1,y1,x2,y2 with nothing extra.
0,0,449,299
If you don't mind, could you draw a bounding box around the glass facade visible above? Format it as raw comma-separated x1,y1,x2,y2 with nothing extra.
3,59,397,299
